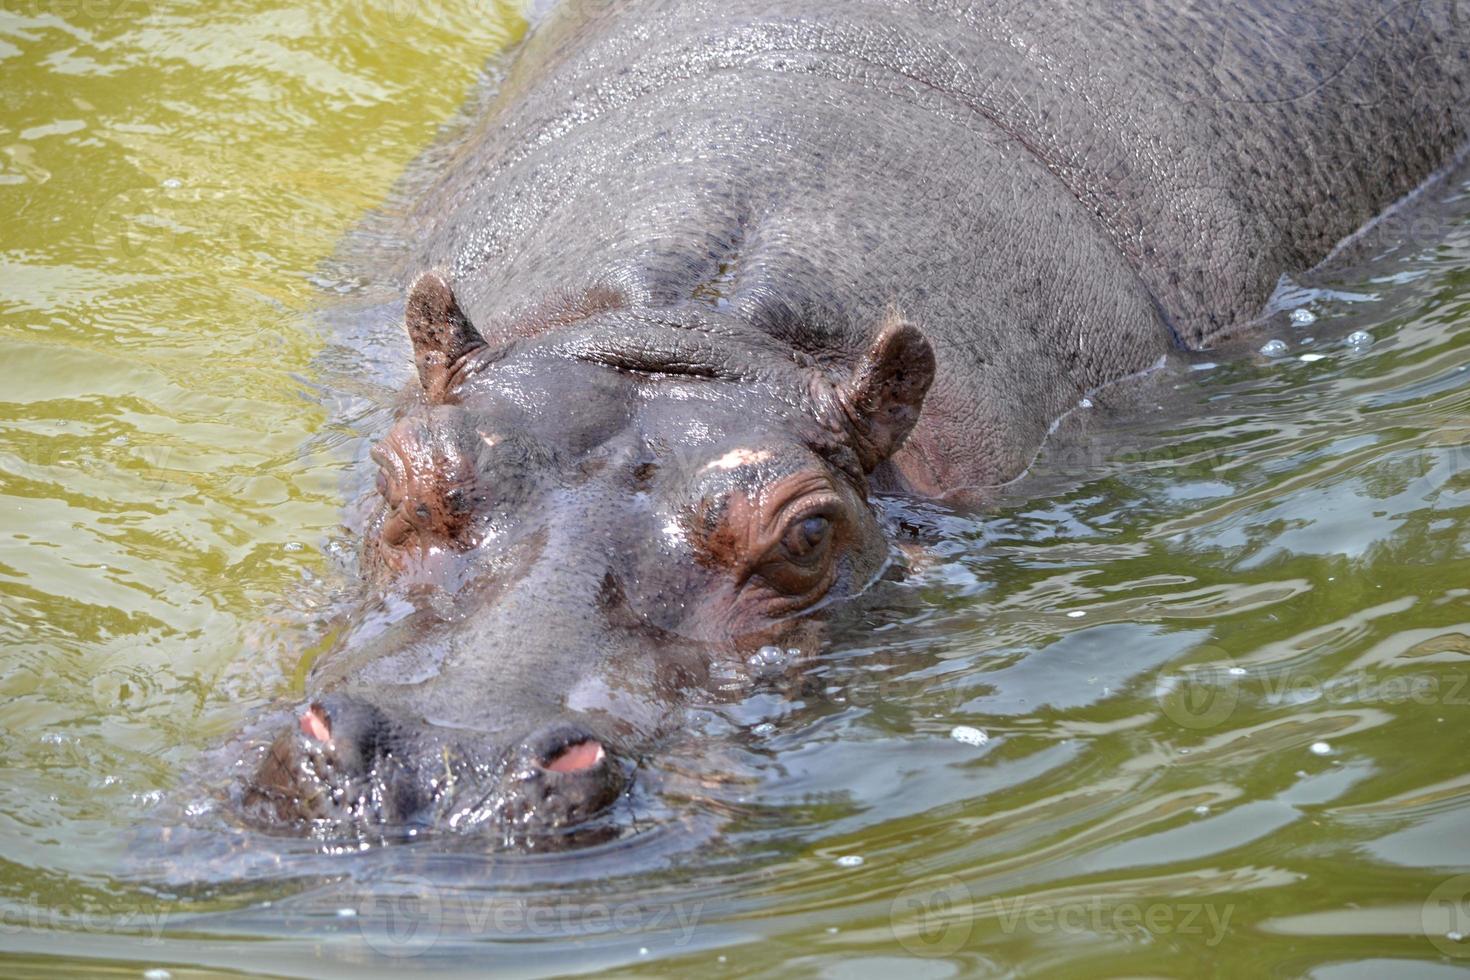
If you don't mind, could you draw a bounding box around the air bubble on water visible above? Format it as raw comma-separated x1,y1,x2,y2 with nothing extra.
639,947,649,956
161,178,181,189
752,722,776,737
143,970,172,980
1302,337,1315,344
1079,397,1093,409
1290,308,1317,326
950,725,989,747
836,855,865,868
1299,353,1326,363
336,908,357,918
1310,741,1332,756
827,926,840,934
1260,339,1289,357
749,645,786,670
718,955,727,964
1193,805,1210,816
1228,667,1247,676
1345,330,1373,349
284,542,303,552
1449,931,1465,943
1066,610,1086,619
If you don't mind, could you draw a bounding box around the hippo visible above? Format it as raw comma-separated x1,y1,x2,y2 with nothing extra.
236,0,1469,846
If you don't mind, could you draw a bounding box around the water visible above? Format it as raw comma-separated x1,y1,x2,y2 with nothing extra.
3,2,1470,976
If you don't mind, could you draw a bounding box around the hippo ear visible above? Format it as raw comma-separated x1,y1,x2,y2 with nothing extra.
405,272,486,401
837,318,936,471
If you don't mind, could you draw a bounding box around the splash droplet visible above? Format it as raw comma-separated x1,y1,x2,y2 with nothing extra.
950,725,989,747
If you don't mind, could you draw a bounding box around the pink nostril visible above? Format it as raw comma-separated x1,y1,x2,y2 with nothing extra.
544,740,605,774
299,705,331,742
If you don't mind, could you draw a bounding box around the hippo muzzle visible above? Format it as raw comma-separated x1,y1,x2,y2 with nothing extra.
242,695,627,845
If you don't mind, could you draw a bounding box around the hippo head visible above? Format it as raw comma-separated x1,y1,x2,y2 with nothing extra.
239,274,934,846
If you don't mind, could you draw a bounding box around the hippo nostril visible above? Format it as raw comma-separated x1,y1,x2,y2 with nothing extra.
542,740,605,774
299,702,331,742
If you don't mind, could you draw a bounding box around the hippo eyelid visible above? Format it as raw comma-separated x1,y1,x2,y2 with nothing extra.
772,494,841,544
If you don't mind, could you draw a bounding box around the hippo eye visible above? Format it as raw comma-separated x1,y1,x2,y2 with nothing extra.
780,513,832,563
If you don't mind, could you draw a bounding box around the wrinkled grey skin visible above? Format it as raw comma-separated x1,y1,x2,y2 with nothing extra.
238,0,1469,846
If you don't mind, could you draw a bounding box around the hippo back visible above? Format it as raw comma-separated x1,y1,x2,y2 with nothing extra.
395,0,1469,489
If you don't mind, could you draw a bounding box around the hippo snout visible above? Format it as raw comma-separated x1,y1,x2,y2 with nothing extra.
238,695,627,844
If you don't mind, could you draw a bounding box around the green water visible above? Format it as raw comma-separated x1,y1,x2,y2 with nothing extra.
3,2,1470,977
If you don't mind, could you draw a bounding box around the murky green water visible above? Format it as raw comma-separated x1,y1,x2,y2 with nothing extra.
4,2,1470,976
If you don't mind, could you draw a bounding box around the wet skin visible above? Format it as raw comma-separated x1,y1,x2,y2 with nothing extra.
241,280,933,844
237,0,1469,844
